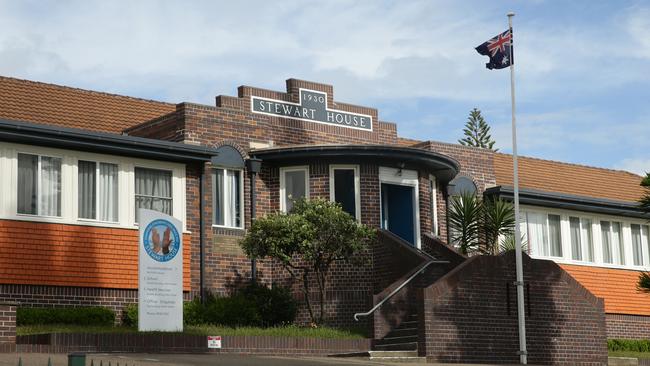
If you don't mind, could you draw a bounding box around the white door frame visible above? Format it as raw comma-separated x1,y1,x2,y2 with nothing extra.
379,167,421,248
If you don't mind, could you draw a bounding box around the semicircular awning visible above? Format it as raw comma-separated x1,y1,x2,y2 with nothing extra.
250,144,460,182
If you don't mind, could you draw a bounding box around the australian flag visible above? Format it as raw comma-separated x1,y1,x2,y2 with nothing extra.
475,29,513,70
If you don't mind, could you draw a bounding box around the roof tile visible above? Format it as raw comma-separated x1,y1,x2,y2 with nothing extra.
494,153,645,203
0,75,175,133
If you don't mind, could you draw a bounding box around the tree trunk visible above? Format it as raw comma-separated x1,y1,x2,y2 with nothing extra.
316,270,326,325
302,269,316,325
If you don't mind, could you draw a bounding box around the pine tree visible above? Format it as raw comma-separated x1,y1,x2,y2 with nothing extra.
458,108,497,151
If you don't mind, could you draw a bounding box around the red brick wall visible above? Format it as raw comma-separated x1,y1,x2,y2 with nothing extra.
0,220,191,290
0,303,16,347
606,313,650,339
419,253,607,365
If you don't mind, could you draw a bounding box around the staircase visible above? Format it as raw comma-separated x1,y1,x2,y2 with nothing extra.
359,231,465,362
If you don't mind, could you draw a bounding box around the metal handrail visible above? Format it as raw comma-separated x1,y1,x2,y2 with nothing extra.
353,258,448,321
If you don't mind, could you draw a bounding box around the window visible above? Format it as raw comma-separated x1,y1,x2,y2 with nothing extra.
525,212,562,257
569,217,594,262
17,153,61,217
329,165,360,220
78,161,118,222
600,221,624,265
631,224,650,266
429,175,438,236
280,166,309,213
135,167,172,222
213,168,243,228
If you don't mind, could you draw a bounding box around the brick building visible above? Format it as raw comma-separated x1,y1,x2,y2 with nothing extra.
0,75,647,363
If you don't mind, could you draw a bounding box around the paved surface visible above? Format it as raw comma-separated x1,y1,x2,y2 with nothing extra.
0,353,530,365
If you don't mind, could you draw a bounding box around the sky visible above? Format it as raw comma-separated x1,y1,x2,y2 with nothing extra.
0,0,649,175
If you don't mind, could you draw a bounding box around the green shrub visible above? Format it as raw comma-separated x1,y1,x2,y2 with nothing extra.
122,304,138,327
17,307,115,326
204,294,261,327
608,339,650,352
240,283,297,327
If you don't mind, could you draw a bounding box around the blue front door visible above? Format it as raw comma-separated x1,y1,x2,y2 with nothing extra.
381,183,415,245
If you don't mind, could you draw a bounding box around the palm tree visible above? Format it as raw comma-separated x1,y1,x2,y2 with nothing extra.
483,197,516,254
448,192,482,255
638,173,650,292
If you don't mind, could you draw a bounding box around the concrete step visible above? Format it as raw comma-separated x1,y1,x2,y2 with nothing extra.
373,341,418,351
369,350,424,362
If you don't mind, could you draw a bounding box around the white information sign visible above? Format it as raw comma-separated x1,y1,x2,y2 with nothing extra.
138,209,183,332
207,336,222,349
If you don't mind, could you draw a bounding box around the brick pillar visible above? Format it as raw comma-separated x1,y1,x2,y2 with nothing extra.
0,302,17,352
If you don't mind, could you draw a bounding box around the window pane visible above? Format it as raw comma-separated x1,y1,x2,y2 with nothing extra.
17,153,38,215
612,222,624,265
548,214,562,257
526,212,548,256
581,218,594,262
227,170,241,227
99,163,118,222
641,225,650,265
570,217,582,261
632,224,643,266
40,156,61,217
135,168,172,222
78,161,97,219
213,169,224,226
333,169,356,218
284,170,306,212
601,221,612,264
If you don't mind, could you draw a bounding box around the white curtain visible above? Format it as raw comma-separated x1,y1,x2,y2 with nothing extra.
40,156,61,217
547,214,562,257
581,218,594,262
570,217,582,261
17,154,38,215
632,224,643,266
78,161,96,219
643,226,650,265
601,221,612,264
611,222,624,265
99,163,118,222
526,212,548,256
135,168,172,222
284,170,306,212
226,170,240,227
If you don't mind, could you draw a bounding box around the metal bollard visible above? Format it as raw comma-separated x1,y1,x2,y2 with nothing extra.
68,352,86,366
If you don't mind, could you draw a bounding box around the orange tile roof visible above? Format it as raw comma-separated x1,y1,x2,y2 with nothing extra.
0,75,175,133
561,264,650,316
494,153,645,203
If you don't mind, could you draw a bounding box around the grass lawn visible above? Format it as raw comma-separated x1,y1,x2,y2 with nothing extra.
17,324,368,339
609,350,650,359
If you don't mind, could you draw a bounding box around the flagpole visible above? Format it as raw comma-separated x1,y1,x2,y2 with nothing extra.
508,11,528,365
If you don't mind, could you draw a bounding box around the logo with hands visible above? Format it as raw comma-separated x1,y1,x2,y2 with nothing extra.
143,219,180,262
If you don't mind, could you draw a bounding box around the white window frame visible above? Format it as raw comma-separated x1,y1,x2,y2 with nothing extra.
329,164,361,221
429,174,438,236
76,159,120,224
521,204,650,271
212,167,245,229
0,142,187,231
15,151,64,218
378,166,421,248
279,166,310,213
566,216,595,263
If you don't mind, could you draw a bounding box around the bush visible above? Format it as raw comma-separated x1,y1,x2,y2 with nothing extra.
17,307,115,326
608,339,650,352
115,284,297,328
122,304,138,327
240,283,297,327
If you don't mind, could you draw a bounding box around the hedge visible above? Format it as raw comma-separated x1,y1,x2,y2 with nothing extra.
608,339,650,352
17,307,115,326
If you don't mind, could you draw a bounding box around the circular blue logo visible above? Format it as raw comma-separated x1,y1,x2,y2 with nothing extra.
143,219,180,262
